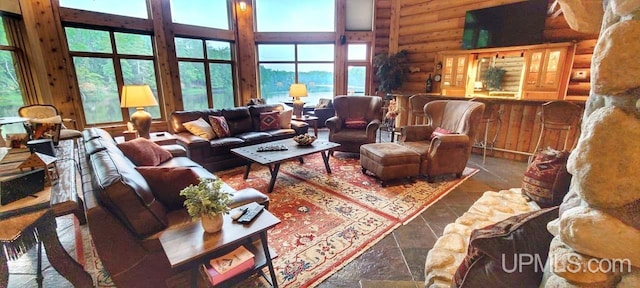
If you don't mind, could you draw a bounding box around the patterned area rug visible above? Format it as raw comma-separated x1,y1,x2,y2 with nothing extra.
218,154,477,287
77,154,476,287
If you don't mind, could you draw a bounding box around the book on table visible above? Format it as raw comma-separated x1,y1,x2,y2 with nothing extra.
202,245,255,285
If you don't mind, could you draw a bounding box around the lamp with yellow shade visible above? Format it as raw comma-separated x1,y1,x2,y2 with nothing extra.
289,83,308,118
120,84,158,139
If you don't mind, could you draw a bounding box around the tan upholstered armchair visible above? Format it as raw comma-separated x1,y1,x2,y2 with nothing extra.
326,95,382,154
399,100,485,182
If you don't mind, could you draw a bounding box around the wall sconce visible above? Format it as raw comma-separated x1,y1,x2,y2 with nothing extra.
239,1,247,11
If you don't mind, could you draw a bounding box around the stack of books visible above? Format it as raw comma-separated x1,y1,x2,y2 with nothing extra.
202,246,255,285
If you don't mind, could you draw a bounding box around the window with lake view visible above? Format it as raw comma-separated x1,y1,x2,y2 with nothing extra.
66,27,162,125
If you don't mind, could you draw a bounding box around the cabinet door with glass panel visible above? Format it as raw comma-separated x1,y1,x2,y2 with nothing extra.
523,47,567,91
441,54,470,96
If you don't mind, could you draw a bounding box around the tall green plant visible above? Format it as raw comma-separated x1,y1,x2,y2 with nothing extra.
374,50,409,93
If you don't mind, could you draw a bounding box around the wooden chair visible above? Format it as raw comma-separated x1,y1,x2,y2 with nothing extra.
18,104,82,144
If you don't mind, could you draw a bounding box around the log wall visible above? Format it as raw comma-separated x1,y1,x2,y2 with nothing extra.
378,0,598,99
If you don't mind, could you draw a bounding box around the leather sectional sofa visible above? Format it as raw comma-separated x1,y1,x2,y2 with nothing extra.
81,128,269,287
170,103,309,172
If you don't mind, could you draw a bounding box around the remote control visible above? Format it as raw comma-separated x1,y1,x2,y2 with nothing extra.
231,207,248,221
237,204,264,224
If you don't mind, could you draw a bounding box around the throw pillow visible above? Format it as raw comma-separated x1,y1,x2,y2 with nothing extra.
430,127,453,140
136,166,200,210
183,117,216,140
259,111,280,131
209,115,230,138
117,137,173,166
522,149,572,208
279,108,293,129
344,117,367,129
452,206,559,288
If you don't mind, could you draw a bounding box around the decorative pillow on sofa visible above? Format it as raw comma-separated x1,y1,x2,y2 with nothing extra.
183,117,216,140
522,148,572,208
259,111,280,131
279,108,293,129
117,138,173,166
209,115,230,137
136,166,200,210
344,117,367,129
452,206,559,288
430,127,453,140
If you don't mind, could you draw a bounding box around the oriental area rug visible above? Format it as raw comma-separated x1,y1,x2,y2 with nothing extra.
78,154,477,287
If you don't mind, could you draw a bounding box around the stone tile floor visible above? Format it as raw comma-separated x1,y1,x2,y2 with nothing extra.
5,128,528,288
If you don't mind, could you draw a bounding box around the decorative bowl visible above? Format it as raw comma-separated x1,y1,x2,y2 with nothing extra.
293,134,316,146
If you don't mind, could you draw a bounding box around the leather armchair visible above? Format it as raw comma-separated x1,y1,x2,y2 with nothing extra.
326,95,382,154
399,100,485,182
306,98,334,128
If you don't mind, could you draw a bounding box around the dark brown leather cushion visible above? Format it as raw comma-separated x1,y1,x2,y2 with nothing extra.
453,206,559,288
90,150,168,238
136,166,200,210
117,138,173,166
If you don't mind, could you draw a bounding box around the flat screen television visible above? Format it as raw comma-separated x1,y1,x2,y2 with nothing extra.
461,0,548,50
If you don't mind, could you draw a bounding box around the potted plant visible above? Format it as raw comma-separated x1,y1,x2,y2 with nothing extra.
180,178,232,233
374,50,409,94
483,66,506,91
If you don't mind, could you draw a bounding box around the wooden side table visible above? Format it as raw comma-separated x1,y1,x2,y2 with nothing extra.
291,115,319,137
0,210,93,288
159,202,281,287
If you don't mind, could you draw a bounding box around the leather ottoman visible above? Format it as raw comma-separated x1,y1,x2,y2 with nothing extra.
360,143,420,186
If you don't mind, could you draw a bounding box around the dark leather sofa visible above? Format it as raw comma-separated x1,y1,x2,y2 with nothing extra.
81,128,269,287
170,103,308,172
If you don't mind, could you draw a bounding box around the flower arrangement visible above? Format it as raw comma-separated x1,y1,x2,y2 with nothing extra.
385,99,399,120
180,178,232,220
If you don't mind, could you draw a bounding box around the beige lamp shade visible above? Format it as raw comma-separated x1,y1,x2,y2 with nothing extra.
120,85,158,108
289,83,308,99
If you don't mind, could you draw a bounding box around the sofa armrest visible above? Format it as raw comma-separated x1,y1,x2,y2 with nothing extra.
230,188,270,209
400,125,434,142
290,120,309,135
173,132,210,166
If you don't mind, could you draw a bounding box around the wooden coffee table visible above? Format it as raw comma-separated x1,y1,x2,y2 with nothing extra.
231,138,340,193
159,202,281,287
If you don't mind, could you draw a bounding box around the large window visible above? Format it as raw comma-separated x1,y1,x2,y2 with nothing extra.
0,16,27,136
66,27,162,125
59,0,149,19
175,37,235,110
347,44,369,95
255,0,335,32
170,0,229,30
258,44,334,104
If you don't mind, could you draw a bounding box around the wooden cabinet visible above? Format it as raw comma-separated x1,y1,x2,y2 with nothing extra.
440,54,469,96
522,47,571,100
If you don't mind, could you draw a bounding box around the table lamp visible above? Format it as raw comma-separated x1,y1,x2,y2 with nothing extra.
120,84,158,139
289,83,308,118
